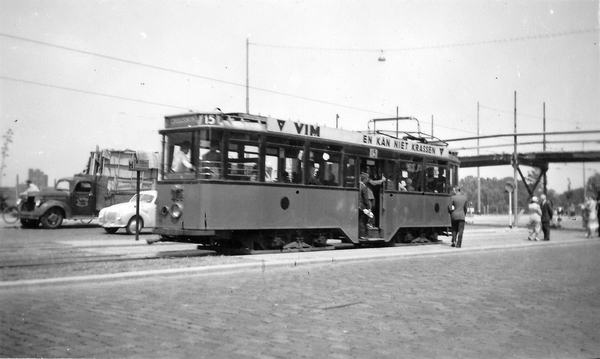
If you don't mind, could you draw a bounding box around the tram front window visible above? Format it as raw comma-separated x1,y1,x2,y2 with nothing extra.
164,132,195,180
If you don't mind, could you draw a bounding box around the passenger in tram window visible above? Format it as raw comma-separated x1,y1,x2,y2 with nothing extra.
308,163,322,185
171,141,194,172
201,141,221,178
405,178,415,191
398,180,407,191
323,163,337,186
323,171,336,186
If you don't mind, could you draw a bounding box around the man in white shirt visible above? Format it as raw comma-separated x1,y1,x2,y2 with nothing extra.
20,180,40,196
171,141,193,172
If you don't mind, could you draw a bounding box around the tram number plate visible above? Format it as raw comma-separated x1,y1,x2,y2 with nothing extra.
370,148,378,158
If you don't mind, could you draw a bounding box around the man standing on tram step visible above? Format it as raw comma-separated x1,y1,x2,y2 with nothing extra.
449,186,468,248
358,172,372,239
540,194,553,241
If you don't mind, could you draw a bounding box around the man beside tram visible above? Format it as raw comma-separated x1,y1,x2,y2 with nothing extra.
359,172,373,239
171,141,194,172
449,186,468,248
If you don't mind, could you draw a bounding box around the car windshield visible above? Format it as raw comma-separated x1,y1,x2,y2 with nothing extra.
55,180,70,191
130,193,155,204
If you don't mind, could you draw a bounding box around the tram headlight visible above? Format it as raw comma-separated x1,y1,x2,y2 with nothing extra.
170,203,183,219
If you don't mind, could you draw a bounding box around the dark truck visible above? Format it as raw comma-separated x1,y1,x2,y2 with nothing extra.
16,149,158,229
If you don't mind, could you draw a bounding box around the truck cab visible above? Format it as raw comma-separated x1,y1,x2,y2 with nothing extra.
16,175,98,229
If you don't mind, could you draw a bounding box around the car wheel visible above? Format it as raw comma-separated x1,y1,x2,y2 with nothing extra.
126,216,143,235
40,208,64,229
104,228,119,234
20,219,40,228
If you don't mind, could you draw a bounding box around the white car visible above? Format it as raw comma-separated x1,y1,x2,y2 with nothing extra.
99,190,157,234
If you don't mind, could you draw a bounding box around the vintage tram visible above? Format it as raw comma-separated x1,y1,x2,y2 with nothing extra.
152,111,460,253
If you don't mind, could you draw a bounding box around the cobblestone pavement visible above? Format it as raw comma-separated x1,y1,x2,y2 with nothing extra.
1,228,599,358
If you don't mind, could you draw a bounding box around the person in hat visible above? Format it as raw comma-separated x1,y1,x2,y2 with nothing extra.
20,180,40,197
528,196,542,241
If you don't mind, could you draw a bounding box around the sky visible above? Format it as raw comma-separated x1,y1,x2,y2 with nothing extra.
0,0,599,194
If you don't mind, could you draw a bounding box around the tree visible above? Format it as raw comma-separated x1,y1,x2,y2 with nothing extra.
586,172,600,198
0,128,14,187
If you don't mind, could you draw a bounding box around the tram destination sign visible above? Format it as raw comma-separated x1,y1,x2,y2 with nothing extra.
165,114,222,128
267,118,450,158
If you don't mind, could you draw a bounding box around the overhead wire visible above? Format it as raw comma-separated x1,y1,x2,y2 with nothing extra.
1,28,598,135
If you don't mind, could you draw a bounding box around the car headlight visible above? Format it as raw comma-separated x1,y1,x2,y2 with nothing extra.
171,203,183,219
35,199,42,207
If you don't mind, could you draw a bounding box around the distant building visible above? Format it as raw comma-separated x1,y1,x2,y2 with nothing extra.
27,169,48,190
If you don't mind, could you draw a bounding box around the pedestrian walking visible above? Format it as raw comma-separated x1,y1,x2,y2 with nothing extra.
448,186,468,248
584,195,598,238
540,194,553,241
527,197,542,241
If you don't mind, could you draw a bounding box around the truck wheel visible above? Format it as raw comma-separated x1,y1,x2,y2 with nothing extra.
20,219,40,228
40,208,64,229
126,216,143,235
104,228,119,234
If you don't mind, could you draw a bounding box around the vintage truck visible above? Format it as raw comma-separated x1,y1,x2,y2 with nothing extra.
15,148,159,229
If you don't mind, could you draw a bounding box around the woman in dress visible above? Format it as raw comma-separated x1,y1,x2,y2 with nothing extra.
528,197,542,241
584,196,598,238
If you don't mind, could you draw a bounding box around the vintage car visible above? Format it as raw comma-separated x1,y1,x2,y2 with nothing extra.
98,190,157,234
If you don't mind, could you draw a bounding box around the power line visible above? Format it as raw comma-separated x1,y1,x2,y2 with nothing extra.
251,27,600,52
0,76,192,111
479,105,598,125
0,33,392,117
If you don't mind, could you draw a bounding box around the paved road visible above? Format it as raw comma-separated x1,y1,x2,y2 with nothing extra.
1,223,599,359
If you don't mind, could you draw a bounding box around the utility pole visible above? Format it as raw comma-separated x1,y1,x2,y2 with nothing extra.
477,102,481,215
513,91,518,228
543,102,547,195
246,37,249,113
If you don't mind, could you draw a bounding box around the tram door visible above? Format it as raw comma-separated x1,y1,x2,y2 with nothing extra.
361,158,384,229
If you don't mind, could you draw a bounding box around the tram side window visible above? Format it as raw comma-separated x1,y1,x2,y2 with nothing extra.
198,132,222,179
228,143,259,181
449,165,458,192
282,148,304,184
425,163,440,193
164,132,196,180
384,161,397,191
307,150,340,186
265,147,279,182
399,161,422,191
344,157,357,188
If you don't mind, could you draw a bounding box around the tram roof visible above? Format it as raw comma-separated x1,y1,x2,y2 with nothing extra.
161,112,459,162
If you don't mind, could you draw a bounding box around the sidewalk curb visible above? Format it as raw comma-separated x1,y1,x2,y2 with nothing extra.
1,236,594,289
